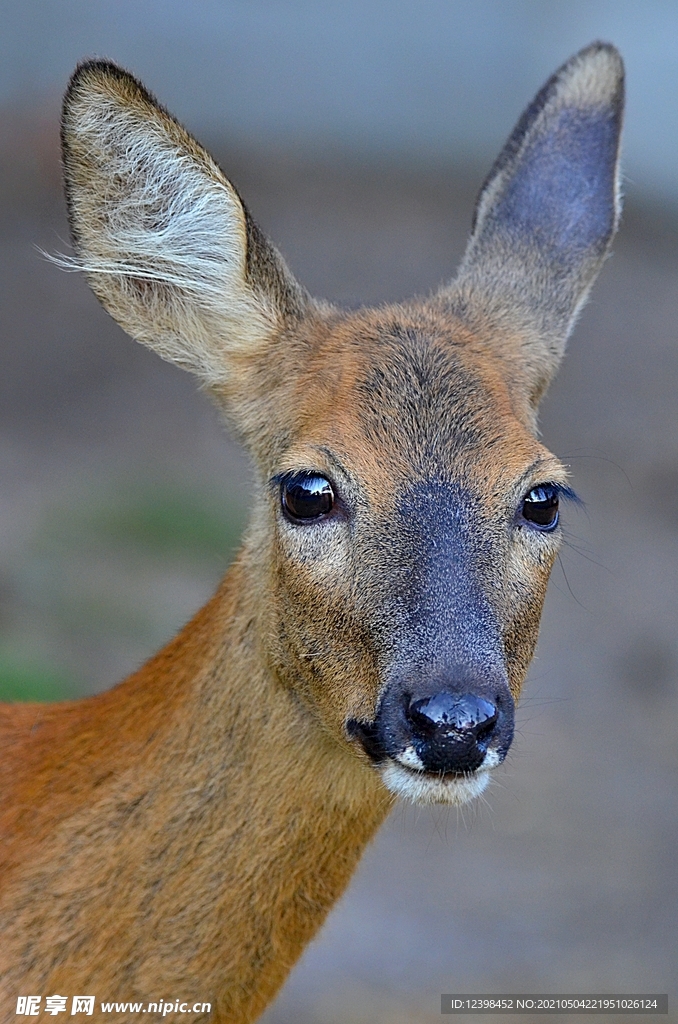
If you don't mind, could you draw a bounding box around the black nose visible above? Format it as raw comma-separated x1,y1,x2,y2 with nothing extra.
405,692,499,773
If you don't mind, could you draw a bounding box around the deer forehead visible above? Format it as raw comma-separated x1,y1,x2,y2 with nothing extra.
275,306,554,502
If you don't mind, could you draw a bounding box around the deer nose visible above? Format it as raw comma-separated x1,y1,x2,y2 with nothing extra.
405,692,499,773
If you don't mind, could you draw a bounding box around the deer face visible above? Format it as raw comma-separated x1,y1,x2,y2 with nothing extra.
259,307,569,803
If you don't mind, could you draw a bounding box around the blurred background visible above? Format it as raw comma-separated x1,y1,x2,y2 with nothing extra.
1,2,676,1021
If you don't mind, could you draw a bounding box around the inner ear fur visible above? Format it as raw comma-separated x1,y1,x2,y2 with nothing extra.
443,42,624,409
61,60,308,385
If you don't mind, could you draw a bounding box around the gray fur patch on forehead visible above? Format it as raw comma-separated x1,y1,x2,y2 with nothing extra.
354,323,501,463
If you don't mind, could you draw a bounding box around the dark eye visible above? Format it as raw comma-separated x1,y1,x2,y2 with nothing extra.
521,485,559,530
282,473,334,522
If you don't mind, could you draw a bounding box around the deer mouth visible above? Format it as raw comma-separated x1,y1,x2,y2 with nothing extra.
346,719,502,805
380,758,494,805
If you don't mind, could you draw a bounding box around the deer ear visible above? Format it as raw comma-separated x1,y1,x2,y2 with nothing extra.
60,61,307,386
447,43,624,406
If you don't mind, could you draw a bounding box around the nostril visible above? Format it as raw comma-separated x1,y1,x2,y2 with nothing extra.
474,712,499,744
406,692,498,743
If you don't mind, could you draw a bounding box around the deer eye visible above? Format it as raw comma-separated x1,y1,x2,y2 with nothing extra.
520,485,559,530
282,473,334,522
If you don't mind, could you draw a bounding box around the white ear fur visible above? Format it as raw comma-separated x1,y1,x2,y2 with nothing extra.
60,62,301,385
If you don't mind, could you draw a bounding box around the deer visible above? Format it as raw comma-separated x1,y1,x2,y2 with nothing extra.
0,42,623,1023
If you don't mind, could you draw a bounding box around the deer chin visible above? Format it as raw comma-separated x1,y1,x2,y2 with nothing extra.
379,748,500,805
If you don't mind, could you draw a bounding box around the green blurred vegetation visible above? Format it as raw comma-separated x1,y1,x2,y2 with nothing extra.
41,484,247,560
0,651,81,702
0,482,248,702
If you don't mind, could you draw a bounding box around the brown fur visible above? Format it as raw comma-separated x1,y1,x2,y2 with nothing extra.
0,44,623,1022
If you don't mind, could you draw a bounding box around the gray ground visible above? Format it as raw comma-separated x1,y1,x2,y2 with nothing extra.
0,105,676,1022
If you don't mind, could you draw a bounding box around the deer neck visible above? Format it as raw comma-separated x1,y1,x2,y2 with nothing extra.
0,552,391,1023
